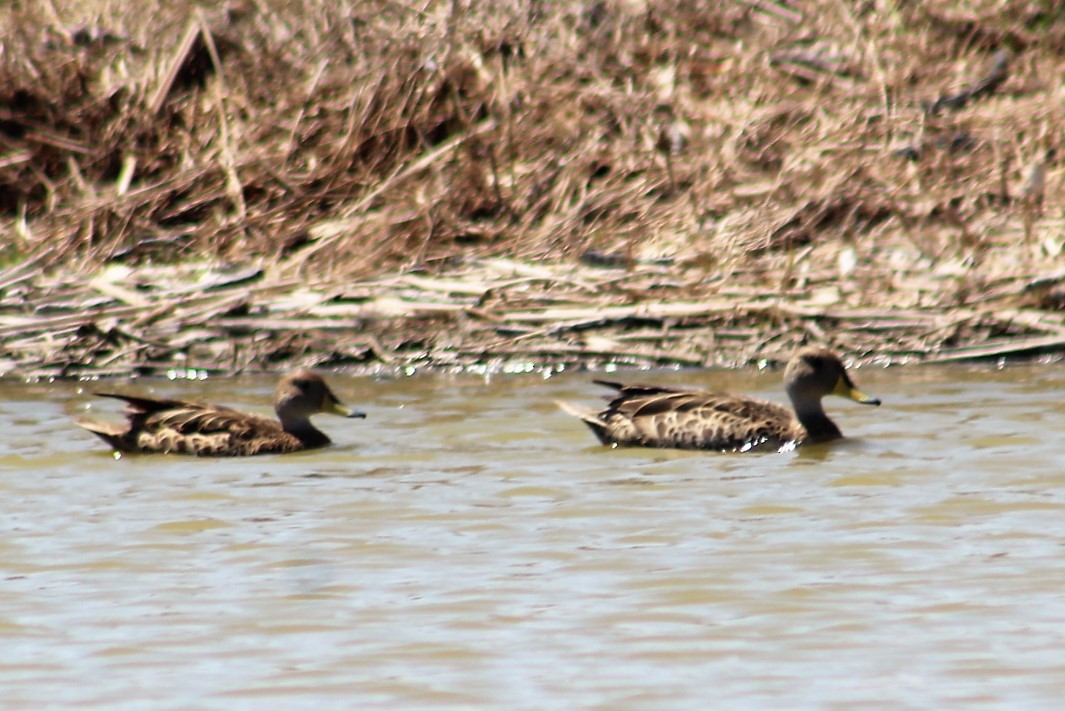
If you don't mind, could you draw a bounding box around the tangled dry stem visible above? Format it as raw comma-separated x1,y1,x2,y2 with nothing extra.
0,1,1062,377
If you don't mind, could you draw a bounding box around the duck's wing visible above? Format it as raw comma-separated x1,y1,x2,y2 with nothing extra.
589,381,799,451
95,393,273,435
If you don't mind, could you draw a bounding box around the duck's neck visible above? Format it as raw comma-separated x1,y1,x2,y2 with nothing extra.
279,414,331,447
789,399,842,444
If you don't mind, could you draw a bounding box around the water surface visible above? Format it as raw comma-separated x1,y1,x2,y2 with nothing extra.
2,362,1065,709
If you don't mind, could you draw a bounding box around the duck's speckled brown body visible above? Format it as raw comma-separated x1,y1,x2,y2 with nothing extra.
559,348,880,452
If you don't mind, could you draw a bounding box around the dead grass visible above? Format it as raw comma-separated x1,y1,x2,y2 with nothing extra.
0,0,1062,375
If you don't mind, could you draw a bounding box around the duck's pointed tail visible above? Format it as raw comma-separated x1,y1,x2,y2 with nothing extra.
75,418,131,452
555,401,614,446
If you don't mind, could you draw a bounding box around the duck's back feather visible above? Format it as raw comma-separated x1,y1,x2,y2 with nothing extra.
581,380,802,451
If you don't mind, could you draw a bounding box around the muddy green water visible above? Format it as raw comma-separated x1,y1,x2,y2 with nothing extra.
3,362,1065,710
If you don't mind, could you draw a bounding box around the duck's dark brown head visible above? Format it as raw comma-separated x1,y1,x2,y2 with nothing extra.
784,348,880,408
275,369,366,425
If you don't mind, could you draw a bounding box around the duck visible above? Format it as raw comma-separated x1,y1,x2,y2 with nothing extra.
77,369,365,456
558,347,880,452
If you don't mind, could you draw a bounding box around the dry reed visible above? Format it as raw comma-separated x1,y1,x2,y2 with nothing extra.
0,1,1062,376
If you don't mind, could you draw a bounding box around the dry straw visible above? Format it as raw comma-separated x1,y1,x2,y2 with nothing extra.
0,1,1061,376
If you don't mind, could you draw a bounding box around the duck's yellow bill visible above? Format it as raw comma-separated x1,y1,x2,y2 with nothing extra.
833,376,881,406
328,397,367,419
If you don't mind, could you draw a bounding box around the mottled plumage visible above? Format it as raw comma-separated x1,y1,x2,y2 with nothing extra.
78,369,365,456
559,347,880,452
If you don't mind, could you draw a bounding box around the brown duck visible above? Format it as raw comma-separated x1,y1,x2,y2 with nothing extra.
558,347,880,452
78,369,365,456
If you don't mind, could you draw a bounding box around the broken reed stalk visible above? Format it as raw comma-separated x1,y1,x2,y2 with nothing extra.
3,250,1064,378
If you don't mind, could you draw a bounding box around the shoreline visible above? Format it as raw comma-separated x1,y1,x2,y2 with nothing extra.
4,256,1064,380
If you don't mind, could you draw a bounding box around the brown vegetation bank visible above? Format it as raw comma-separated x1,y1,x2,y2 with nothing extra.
0,1,1062,378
